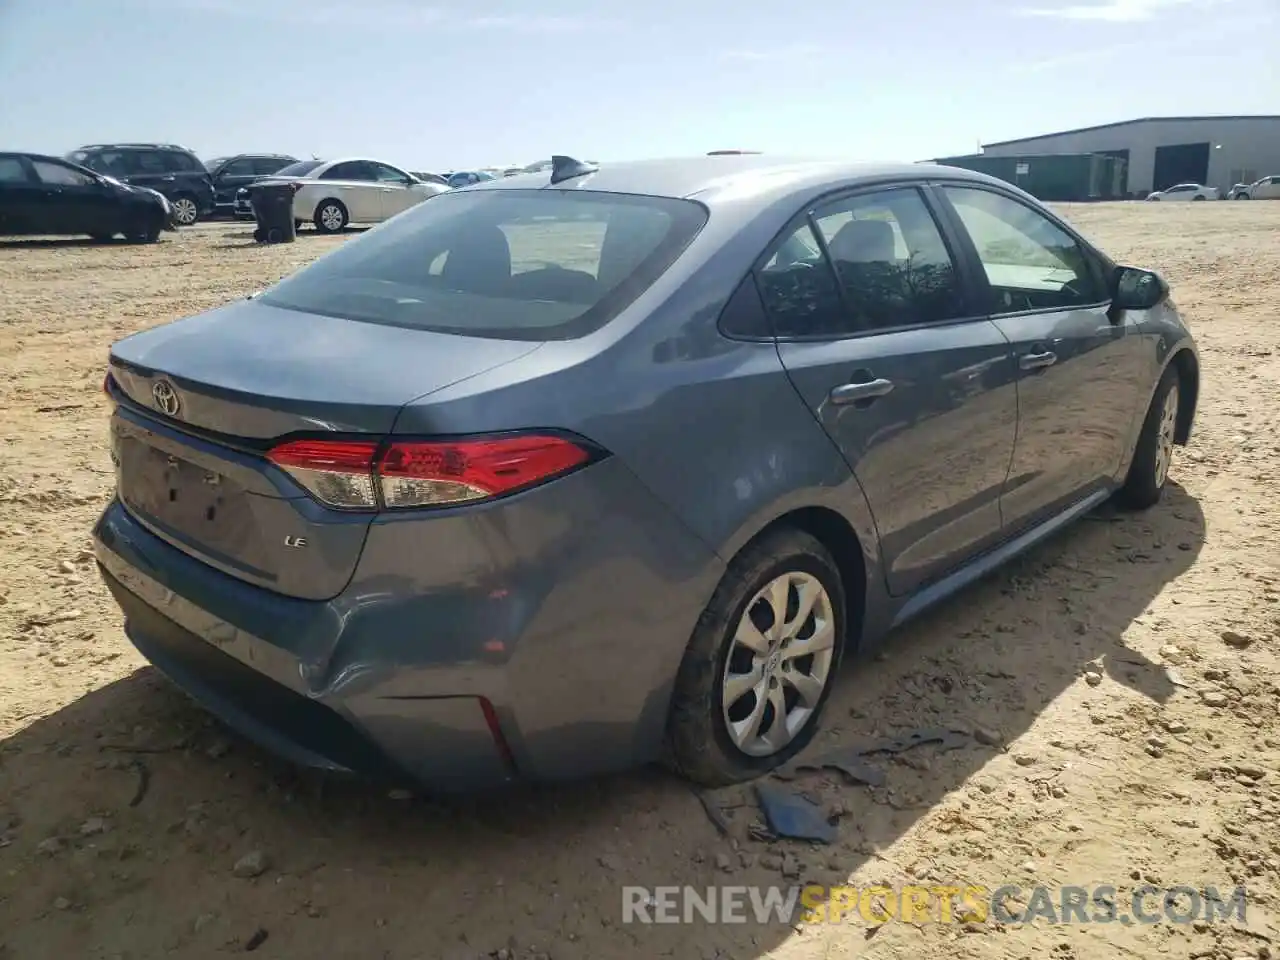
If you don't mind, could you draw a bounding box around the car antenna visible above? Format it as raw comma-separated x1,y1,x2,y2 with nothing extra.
549,155,598,185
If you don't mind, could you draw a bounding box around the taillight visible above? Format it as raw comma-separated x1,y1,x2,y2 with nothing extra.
266,434,590,511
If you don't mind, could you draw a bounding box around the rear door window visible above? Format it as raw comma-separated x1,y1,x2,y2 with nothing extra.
322,161,375,181
260,189,708,340
163,151,200,173
134,151,168,175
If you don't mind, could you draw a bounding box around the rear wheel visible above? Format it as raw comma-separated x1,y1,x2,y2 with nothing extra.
665,528,845,786
1236,194,1251,200
171,194,200,226
1192,195,1207,201
314,199,348,234
1116,365,1180,510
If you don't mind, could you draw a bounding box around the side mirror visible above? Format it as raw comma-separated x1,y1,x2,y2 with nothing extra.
1112,266,1168,311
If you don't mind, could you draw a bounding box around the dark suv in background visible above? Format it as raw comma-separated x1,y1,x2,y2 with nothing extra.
66,143,214,226
204,153,297,217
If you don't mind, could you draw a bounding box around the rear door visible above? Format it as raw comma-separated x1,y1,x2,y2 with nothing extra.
319,160,380,221
934,183,1150,534
767,184,1019,597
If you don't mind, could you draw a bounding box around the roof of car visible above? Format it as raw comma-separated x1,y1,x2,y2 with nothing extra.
467,155,1004,207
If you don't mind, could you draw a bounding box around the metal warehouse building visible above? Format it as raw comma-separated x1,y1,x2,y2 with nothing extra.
979,115,1280,197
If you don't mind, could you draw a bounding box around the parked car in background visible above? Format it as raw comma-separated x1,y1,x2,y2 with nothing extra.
411,171,450,186
95,154,1198,792
204,154,297,216
0,152,174,241
1238,175,1280,200
66,143,214,225
1145,183,1219,201
232,159,324,218
1226,183,1252,200
234,157,449,232
446,170,497,188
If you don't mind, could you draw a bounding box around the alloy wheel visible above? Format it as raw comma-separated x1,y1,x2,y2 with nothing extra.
320,204,345,231
1153,383,1180,487
721,571,836,758
172,197,198,226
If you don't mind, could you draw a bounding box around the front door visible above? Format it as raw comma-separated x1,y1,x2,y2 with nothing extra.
213,157,258,209
766,185,1019,597
368,162,418,219
935,184,1151,534
30,159,116,235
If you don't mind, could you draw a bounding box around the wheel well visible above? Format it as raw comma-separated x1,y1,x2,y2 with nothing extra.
1170,348,1198,444
748,506,867,649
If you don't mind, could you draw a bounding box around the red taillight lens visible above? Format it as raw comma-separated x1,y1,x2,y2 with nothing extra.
266,434,590,511
267,439,379,509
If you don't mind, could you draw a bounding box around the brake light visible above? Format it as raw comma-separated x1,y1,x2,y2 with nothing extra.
266,434,590,510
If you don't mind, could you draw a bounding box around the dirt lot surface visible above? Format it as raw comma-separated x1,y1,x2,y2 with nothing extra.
1,207,1278,960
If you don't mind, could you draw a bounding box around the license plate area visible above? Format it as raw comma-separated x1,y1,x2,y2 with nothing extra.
115,432,260,558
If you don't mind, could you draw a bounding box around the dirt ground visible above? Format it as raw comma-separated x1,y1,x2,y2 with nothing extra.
0,207,1277,960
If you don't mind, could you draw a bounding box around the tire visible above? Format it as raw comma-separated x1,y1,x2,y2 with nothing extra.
1116,364,1180,510
665,528,846,786
1192,195,1206,202
127,227,162,244
313,199,348,234
171,194,200,226
1236,194,1250,200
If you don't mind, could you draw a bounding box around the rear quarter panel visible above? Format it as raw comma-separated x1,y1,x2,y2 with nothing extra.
392,193,886,621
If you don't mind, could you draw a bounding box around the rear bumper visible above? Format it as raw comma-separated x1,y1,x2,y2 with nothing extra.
95,500,515,792
93,458,722,789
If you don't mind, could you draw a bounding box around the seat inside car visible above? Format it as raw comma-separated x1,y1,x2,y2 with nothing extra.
439,224,511,294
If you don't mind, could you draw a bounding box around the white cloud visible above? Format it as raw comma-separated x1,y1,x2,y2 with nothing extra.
1016,0,1229,21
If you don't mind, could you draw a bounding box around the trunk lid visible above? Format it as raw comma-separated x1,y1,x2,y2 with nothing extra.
108,298,541,600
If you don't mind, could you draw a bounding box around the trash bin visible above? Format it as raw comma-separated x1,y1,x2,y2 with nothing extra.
250,182,296,244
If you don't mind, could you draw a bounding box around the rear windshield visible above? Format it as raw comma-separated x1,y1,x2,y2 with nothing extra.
273,160,324,177
259,189,709,340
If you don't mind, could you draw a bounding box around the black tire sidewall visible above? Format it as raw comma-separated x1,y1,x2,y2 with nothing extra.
667,529,846,785
1119,364,1179,508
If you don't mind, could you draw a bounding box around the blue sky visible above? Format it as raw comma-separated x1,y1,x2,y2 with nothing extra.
0,0,1275,171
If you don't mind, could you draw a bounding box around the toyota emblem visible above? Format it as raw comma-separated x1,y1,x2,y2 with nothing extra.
152,380,181,418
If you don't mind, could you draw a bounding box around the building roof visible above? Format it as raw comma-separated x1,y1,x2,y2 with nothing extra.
983,115,1280,149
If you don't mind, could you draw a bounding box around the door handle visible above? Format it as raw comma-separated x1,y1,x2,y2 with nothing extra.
829,378,895,406
1019,350,1057,371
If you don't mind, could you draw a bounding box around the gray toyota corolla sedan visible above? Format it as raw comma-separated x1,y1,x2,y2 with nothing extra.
95,154,1198,791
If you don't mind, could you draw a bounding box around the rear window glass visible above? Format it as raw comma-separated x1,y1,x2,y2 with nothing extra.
259,189,709,341
273,160,323,177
